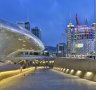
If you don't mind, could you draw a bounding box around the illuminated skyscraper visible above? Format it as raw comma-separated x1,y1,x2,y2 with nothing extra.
31,27,41,39
67,22,74,56
67,14,95,57
67,23,95,57
92,23,96,52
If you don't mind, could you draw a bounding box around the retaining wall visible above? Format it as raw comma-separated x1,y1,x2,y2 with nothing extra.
54,58,96,81
0,64,34,81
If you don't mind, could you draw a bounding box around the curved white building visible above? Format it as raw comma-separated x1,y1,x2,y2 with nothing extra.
0,19,44,57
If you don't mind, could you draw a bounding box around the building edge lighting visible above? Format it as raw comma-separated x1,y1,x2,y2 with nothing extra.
0,19,45,57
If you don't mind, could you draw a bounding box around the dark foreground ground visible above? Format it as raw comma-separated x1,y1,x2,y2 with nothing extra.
0,69,96,90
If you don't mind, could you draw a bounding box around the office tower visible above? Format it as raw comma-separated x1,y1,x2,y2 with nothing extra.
32,27,41,39
57,43,67,57
67,22,74,56
17,21,30,31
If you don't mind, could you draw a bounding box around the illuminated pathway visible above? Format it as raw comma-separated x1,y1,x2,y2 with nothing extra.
1,69,96,90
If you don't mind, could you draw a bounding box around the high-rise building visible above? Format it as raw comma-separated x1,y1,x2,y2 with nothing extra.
31,27,41,39
92,23,96,52
67,22,74,56
56,43,67,57
17,21,30,31
67,24,95,57
25,21,30,31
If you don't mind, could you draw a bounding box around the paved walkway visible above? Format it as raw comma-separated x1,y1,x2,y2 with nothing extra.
1,69,96,90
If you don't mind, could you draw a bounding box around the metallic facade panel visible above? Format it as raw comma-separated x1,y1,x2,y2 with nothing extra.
0,19,44,57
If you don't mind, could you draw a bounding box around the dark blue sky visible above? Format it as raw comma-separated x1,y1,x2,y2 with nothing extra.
0,0,95,46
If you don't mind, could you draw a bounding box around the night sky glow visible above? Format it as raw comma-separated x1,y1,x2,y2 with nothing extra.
0,0,95,46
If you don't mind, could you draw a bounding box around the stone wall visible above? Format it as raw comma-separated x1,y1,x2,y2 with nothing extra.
54,58,96,81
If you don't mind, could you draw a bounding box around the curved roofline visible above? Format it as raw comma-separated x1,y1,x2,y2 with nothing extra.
0,19,45,51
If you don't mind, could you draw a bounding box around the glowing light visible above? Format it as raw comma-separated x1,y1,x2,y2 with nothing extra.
59,68,61,70
76,70,82,76
49,61,54,63
50,61,54,63
42,61,45,64
86,72,93,76
61,68,63,71
70,69,75,74
32,61,35,64
75,43,83,48
84,72,94,80
66,69,69,73
18,38,22,41
63,68,66,72
0,67,33,81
